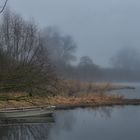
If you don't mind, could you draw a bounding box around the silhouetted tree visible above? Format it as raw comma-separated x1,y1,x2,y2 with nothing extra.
111,47,140,71
77,56,100,81
78,56,94,66
42,27,77,64
42,26,77,76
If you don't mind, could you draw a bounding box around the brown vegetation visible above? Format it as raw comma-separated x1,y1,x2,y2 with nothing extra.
0,93,122,109
56,80,134,96
0,80,134,109
48,94,122,106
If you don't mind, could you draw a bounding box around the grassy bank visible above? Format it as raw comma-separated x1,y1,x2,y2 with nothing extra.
0,81,136,109
0,94,122,109
1,94,140,110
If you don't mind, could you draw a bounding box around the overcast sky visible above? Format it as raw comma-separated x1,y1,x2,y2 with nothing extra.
6,0,140,67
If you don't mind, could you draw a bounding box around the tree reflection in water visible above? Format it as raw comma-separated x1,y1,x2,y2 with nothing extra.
49,107,114,140
0,124,52,140
0,107,114,140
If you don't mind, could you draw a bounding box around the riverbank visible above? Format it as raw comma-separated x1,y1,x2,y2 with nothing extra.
49,95,140,110
0,82,137,109
55,98,140,110
0,93,140,110
0,94,119,109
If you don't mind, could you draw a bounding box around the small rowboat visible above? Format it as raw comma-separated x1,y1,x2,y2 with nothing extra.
0,117,55,126
0,106,55,118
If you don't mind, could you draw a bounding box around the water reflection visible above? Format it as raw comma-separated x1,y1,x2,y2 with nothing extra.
49,107,140,140
0,107,113,140
0,124,51,140
0,116,54,140
49,107,114,140
110,82,140,99
0,106,140,140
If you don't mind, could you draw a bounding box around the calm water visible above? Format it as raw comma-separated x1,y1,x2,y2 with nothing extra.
0,83,140,140
110,82,140,99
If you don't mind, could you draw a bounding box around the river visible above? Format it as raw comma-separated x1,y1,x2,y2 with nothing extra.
0,83,140,140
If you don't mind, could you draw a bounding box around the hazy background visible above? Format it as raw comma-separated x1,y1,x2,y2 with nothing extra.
7,0,140,67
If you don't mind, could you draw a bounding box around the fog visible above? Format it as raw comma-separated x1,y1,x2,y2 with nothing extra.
7,0,140,67
0,0,140,82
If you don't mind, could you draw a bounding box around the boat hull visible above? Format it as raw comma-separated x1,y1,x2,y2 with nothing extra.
0,106,55,118
0,116,55,125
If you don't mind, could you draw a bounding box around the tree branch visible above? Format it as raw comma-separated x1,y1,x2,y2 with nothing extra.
0,0,8,14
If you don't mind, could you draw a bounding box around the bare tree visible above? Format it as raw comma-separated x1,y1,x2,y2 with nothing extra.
42,27,77,65
0,9,57,96
41,26,77,78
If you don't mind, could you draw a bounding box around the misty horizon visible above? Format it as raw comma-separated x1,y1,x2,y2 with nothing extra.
7,0,140,68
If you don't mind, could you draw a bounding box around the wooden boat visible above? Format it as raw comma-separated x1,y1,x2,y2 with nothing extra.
0,116,55,126
0,106,56,118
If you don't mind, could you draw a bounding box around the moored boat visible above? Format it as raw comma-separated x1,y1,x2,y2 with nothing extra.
0,116,55,126
0,106,56,118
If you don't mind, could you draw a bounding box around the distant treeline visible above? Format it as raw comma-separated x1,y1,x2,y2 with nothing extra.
44,26,140,82
45,27,140,82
